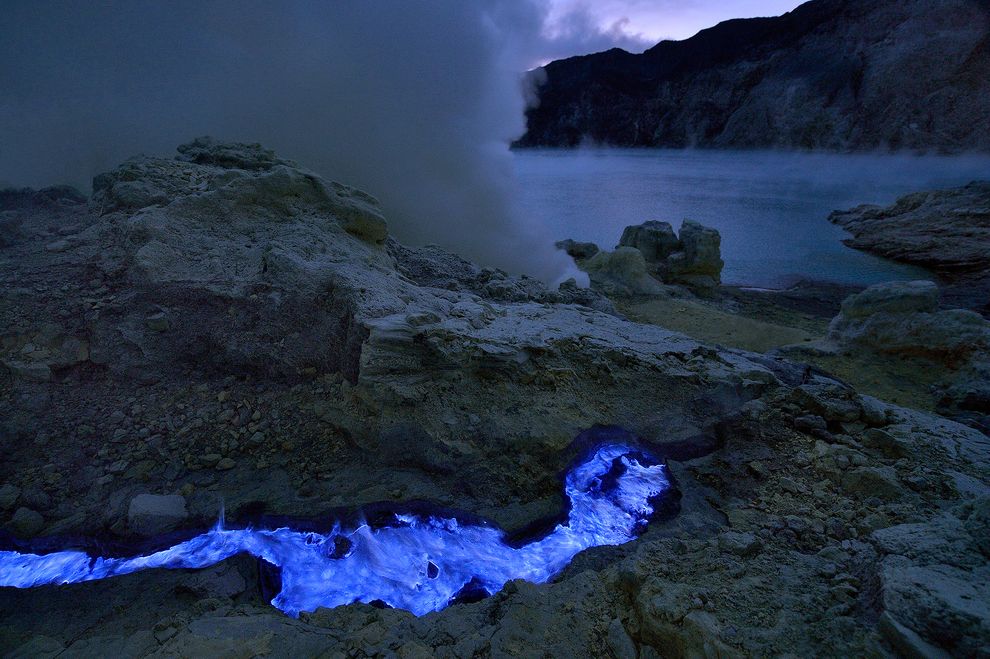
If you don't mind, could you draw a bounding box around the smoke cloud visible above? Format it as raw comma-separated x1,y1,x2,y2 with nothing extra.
0,1,635,283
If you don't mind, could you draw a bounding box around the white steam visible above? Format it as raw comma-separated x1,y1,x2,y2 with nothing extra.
0,1,633,282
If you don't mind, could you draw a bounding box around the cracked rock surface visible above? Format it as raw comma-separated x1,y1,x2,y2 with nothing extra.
1,140,988,657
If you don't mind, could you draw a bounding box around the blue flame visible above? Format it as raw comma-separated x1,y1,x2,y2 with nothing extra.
0,444,671,616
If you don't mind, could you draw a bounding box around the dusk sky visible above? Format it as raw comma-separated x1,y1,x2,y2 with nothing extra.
540,0,805,60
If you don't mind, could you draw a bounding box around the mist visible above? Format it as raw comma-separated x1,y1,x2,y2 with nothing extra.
0,1,622,282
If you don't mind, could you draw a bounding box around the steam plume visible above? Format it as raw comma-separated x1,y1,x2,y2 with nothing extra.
0,1,626,282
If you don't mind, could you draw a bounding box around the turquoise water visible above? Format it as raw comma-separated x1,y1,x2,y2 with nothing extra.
514,149,990,288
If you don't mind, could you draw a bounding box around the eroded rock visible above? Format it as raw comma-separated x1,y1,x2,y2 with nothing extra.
581,247,667,296
818,280,990,432
555,238,600,260
618,219,724,291
618,221,680,263
2,138,988,657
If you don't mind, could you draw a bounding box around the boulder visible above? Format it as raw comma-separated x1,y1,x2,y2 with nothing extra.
718,530,762,557
827,281,989,361
612,219,723,291
9,507,44,537
555,239,600,260
618,221,679,262
581,247,666,297
127,494,188,536
666,220,724,289
839,280,939,319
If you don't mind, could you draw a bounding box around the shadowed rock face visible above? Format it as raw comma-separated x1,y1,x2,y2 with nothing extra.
561,220,724,295
517,0,990,152
581,247,667,297
830,182,990,272
0,138,772,526
830,181,990,316
810,280,990,432
2,140,990,657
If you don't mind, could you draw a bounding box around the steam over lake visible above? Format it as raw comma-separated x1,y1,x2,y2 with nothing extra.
514,149,990,288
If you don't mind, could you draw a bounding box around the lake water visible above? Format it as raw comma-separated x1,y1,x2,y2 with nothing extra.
514,149,990,288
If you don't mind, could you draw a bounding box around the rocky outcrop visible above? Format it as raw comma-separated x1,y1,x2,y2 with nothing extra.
0,185,86,212
826,281,989,363
0,138,774,525
618,221,680,263
560,219,723,295
874,504,990,656
517,0,990,152
2,139,989,657
830,181,990,315
830,182,990,271
803,280,990,432
79,139,399,383
0,185,87,248
554,238,599,261
657,220,724,290
580,247,667,297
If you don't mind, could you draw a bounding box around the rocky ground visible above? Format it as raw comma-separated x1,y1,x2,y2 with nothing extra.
830,181,990,317
1,140,988,657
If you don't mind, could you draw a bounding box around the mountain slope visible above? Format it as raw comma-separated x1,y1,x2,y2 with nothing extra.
517,0,990,151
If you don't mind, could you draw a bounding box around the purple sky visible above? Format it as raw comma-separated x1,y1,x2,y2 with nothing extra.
541,0,805,58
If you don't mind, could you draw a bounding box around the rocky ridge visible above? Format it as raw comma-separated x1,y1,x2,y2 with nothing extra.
517,0,990,152
830,180,990,316
0,140,987,656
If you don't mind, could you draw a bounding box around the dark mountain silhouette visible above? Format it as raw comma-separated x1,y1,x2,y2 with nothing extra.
517,0,990,151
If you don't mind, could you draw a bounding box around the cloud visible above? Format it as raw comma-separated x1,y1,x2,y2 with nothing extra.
535,2,655,63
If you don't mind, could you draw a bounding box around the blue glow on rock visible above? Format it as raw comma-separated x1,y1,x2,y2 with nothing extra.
0,444,671,616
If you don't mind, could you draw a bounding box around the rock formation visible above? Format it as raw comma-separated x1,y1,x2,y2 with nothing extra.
553,238,599,261
618,221,681,265
1,141,988,656
830,181,990,315
580,247,667,297
517,0,990,152
558,219,724,295
792,280,990,433
624,220,724,291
